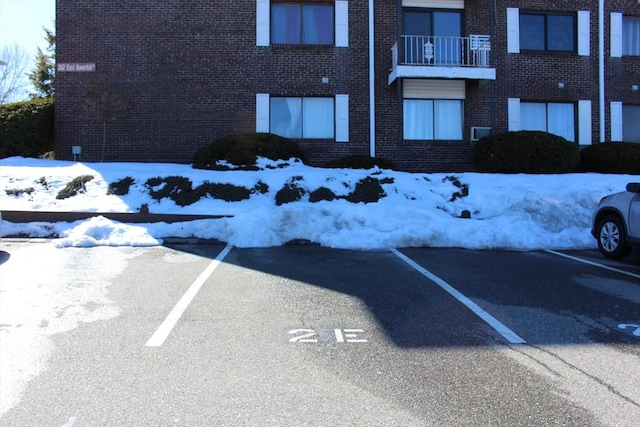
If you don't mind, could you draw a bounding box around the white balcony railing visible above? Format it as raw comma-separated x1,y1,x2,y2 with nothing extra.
392,35,491,69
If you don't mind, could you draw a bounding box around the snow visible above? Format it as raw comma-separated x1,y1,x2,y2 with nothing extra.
1,156,637,250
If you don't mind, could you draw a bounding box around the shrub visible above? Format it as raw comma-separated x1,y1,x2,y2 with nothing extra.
0,98,55,159
326,155,395,170
57,175,94,200
201,182,252,202
473,131,580,174
108,177,135,195
144,176,254,205
275,182,306,206
309,187,338,203
6,188,35,196
580,142,640,174
145,176,193,201
254,181,269,194
192,132,309,170
346,177,386,203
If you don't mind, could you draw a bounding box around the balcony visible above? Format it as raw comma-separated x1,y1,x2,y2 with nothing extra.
388,35,496,85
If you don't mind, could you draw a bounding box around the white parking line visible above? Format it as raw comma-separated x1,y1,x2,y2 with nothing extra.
145,244,233,347
391,249,526,345
545,250,640,280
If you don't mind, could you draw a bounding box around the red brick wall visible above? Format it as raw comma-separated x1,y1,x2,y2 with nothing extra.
55,0,639,172
56,0,372,165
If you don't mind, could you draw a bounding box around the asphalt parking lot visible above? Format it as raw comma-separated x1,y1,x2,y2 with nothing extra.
0,241,639,426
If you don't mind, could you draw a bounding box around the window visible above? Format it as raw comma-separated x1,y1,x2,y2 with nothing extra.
519,13,575,51
521,102,575,141
403,99,463,140
403,9,462,64
257,1,347,47
623,105,640,142
623,17,640,56
270,97,335,138
271,4,334,45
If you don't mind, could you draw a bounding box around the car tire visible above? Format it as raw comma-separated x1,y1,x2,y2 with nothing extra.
596,215,631,259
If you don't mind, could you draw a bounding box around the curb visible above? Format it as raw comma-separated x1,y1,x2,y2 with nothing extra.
1,211,232,224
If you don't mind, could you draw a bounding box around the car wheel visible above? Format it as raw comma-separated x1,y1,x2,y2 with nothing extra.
596,215,631,259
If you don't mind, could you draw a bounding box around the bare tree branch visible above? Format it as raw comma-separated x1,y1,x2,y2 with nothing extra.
0,44,31,104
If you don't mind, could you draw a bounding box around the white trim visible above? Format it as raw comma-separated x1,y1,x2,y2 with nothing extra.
335,94,350,142
578,11,590,56
507,8,520,54
507,98,520,131
610,101,623,141
578,100,592,145
401,0,464,8
335,1,349,47
256,94,270,132
256,0,270,46
611,13,622,58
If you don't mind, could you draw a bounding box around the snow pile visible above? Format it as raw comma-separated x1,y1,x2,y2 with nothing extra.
1,156,636,250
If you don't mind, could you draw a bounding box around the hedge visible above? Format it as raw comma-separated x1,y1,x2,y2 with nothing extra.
0,98,55,158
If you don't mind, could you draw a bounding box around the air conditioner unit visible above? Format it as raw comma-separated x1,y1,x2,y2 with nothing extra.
471,127,491,141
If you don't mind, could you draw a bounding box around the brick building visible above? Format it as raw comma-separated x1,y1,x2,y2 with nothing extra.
55,1,640,172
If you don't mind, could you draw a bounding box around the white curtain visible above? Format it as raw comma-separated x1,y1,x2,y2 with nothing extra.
623,17,640,55
434,100,462,139
521,103,547,131
303,98,334,138
286,98,302,137
548,103,575,142
521,102,575,141
270,97,301,138
404,100,433,139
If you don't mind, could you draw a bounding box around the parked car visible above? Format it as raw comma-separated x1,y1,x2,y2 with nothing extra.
592,183,640,259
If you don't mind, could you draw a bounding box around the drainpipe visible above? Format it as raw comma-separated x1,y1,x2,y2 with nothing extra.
489,0,495,134
599,0,605,142
369,0,376,157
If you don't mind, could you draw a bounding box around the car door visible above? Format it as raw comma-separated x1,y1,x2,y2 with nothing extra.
629,191,640,239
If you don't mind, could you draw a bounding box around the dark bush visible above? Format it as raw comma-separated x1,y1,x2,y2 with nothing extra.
108,177,135,195
580,142,640,174
0,98,55,159
309,187,338,203
201,182,252,202
275,182,306,206
145,176,193,201
346,177,386,203
192,132,309,170
326,155,395,170
254,181,269,194
144,176,254,205
57,175,94,200
6,187,35,196
473,131,580,173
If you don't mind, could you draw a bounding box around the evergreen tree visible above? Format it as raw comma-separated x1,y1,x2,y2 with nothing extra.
28,27,56,99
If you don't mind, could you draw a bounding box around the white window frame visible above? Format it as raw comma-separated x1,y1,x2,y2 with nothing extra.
256,94,349,142
256,0,348,47
508,98,590,143
403,99,464,140
507,8,589,56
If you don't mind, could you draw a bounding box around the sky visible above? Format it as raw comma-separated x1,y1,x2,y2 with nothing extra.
1,155,637,250
1,155,639,415
0,0,55,100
